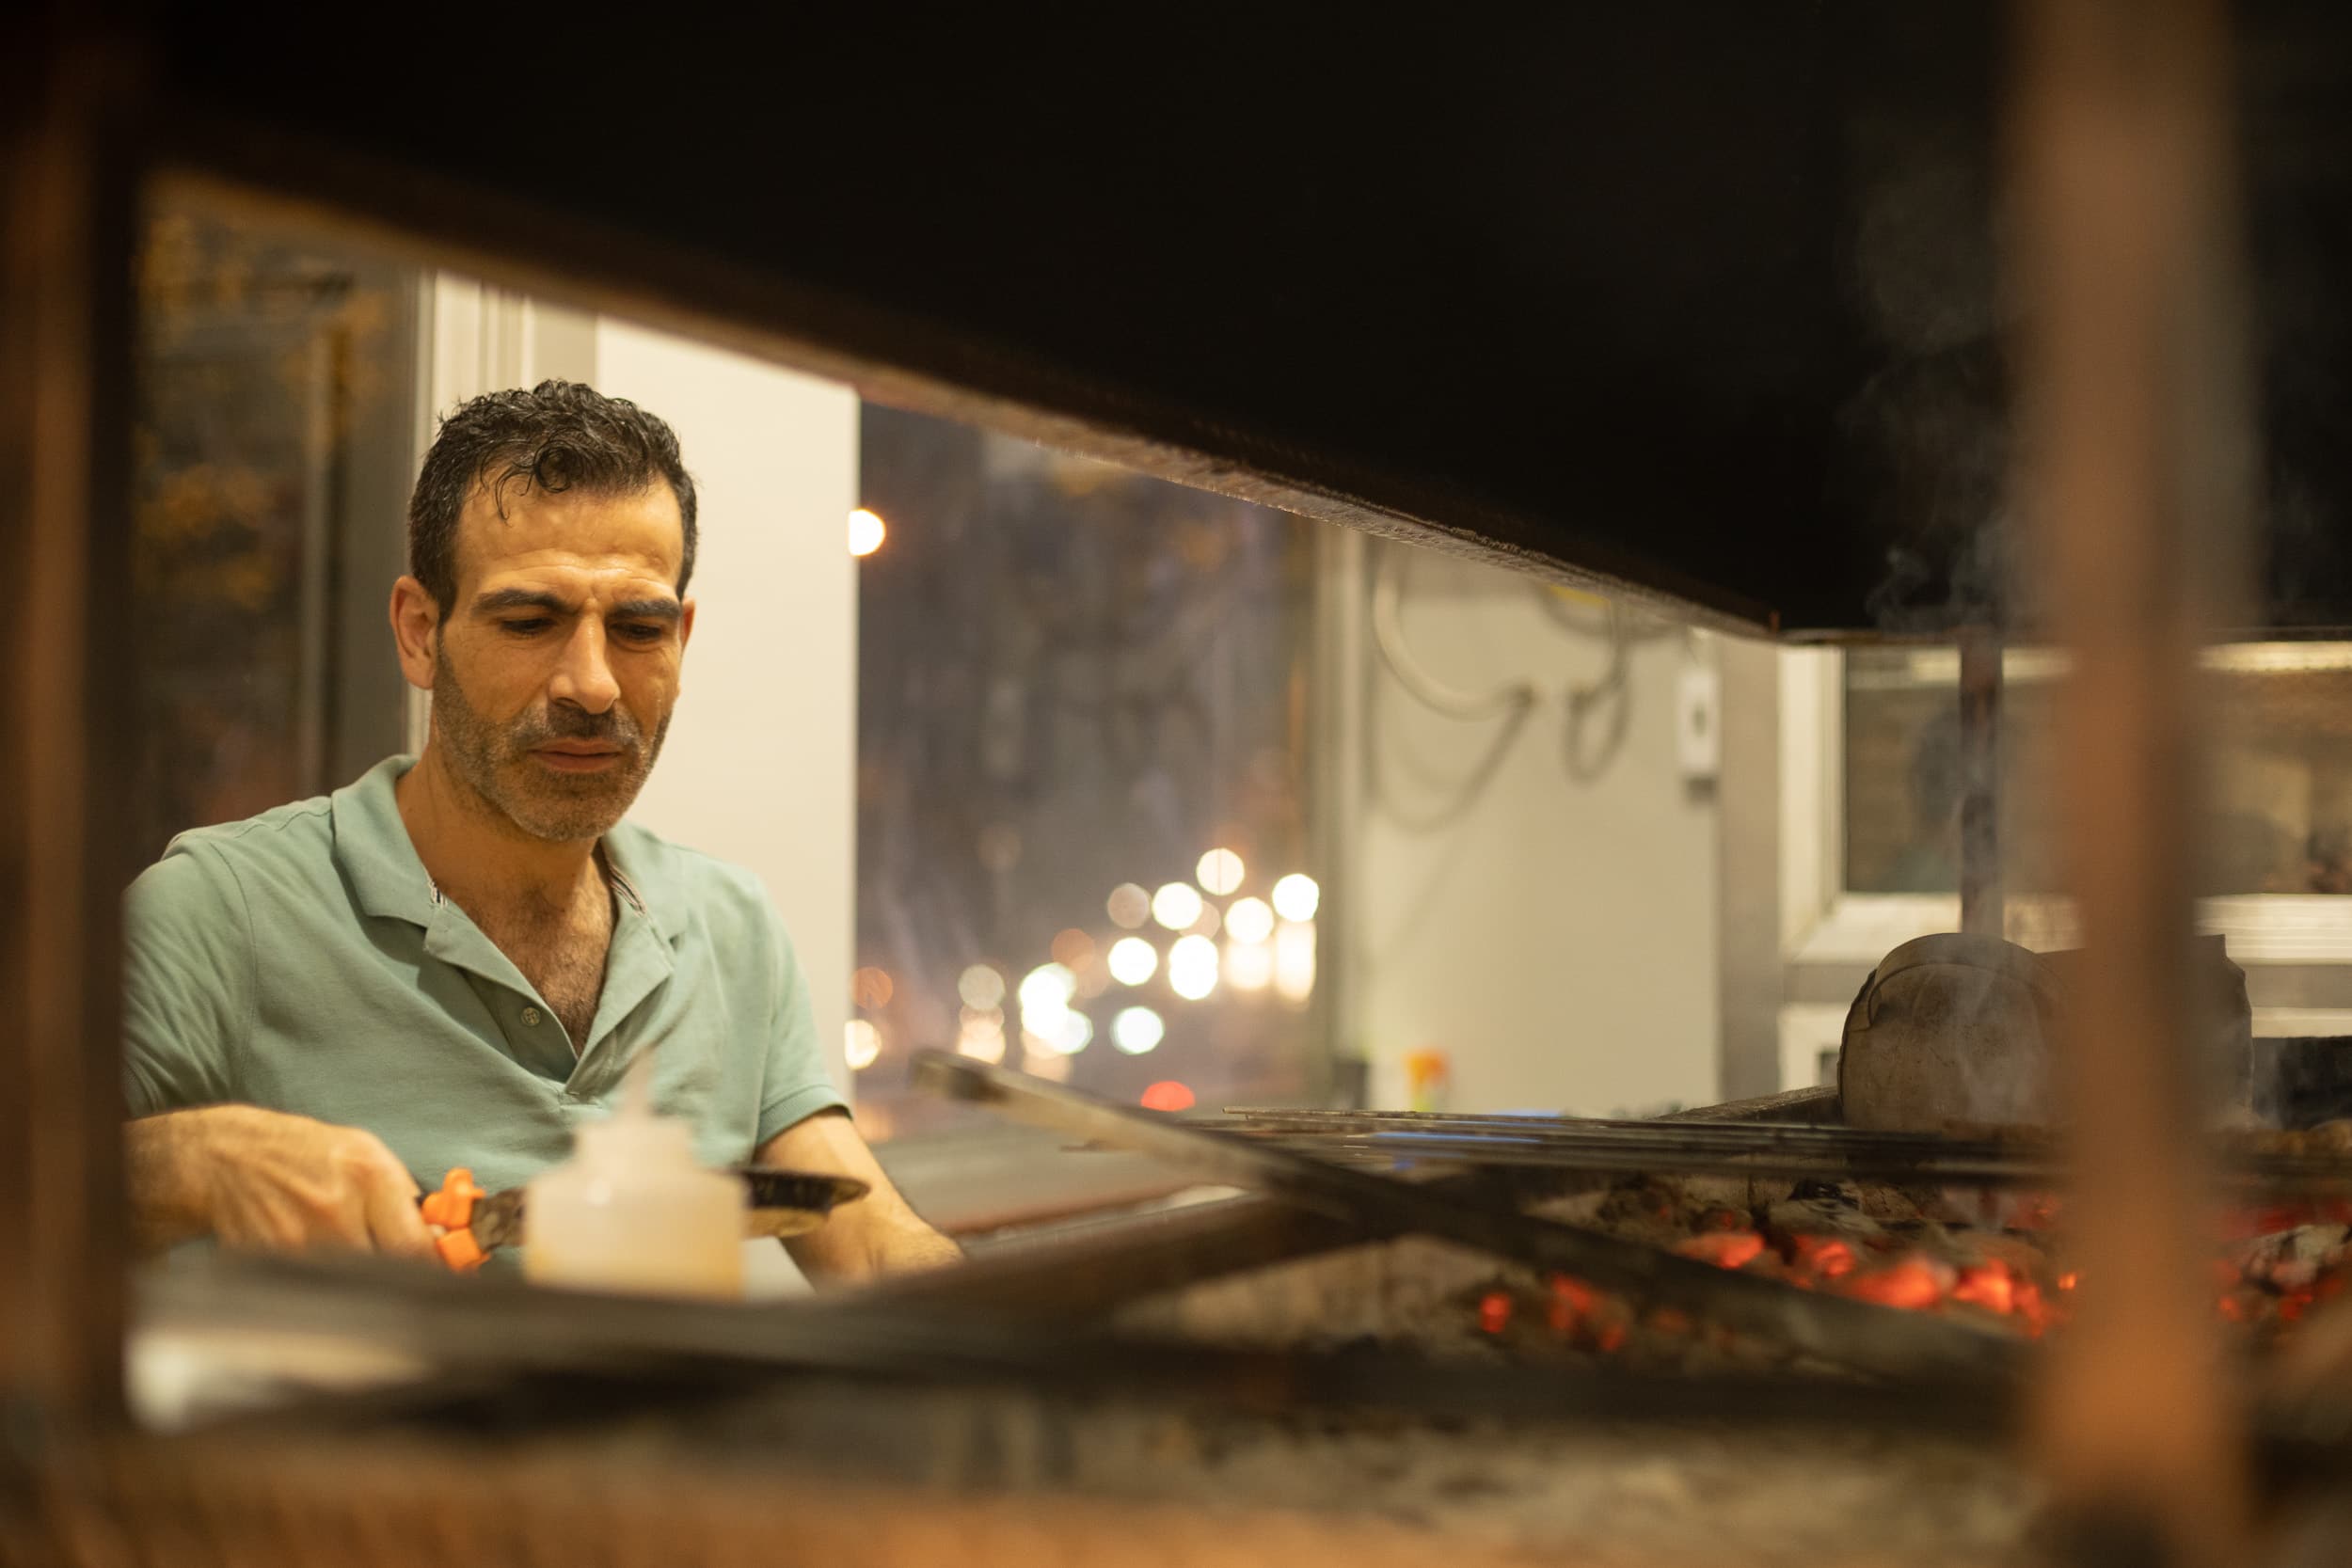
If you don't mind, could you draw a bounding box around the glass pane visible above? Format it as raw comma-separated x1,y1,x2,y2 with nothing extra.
1845,644,2352,895
850,405,1323,1137
134,196,418,860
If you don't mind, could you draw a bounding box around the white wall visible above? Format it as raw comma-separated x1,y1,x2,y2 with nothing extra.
420,289,861,1099
588,322,861,1100
1347,543,1720,1117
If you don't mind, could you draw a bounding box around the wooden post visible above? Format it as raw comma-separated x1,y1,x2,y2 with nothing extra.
2011,0,2253,1558
0,16,140,1427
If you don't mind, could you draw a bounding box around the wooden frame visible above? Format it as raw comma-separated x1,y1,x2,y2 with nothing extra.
2,20,138,1427
0,7,2299,1563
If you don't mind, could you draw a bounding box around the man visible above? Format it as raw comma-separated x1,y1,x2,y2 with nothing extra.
123,380,959,1281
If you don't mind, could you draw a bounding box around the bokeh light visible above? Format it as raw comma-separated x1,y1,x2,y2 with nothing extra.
845,1019,882,1070
958,964,1007,1011
1196,847,1245,896
1168,934,1220,1000
1019,963,1076,1015
1050,927,1096,970
1271,873,1321,923
1224,895,1275,945
1042,1008,1094,1054
1141,1080,1197,1113
1106,936,1159,986
1018,962,1091,1054
1151,882,1204,931
851,966,894,1008
1106,883,1151,929
1024,1008,1093,1056
848,507,887,557
1112,1006,1165,1054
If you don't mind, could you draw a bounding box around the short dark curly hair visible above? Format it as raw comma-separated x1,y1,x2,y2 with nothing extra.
407,379,697,615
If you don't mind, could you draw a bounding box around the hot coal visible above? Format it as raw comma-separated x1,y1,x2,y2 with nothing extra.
1458,1175,2352,1371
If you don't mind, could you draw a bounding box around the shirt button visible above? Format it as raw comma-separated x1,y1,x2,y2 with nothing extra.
520,1006,543,1027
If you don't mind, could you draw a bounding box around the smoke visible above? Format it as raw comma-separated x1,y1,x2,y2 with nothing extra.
1835,113,2034,641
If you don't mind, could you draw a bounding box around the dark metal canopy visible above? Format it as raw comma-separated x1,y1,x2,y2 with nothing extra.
145,3,2352,637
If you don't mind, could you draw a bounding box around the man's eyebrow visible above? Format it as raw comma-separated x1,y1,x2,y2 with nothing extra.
471,588,573,617
467,589,681,623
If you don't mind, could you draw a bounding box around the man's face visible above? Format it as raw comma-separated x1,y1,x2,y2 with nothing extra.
422,482,694,843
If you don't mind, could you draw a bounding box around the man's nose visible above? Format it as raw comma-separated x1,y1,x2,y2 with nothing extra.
548,620,620,713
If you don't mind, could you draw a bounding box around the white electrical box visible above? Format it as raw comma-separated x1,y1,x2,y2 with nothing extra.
1676,664,1721,783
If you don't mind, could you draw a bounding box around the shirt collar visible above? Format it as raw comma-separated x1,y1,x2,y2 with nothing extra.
331,756,437,926
330,755,686,942
599,827,687,943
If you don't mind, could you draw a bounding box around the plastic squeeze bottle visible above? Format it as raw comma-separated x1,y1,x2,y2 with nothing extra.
523,1053,746,1300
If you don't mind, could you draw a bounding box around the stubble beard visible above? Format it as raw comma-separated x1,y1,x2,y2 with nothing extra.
428,645,670,844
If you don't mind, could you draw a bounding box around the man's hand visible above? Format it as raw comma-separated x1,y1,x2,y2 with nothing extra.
759,1109,962,1283
126,1105,437,1259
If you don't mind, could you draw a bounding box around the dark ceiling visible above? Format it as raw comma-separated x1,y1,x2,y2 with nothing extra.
148,3,2352,636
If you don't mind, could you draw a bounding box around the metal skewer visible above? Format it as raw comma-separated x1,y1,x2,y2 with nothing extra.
914,1052,2027,1386
1200,1109,2352,1196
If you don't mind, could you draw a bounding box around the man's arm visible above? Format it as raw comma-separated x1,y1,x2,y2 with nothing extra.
760,1109,962,1282
120,841,433,1259
126,1104,437,1259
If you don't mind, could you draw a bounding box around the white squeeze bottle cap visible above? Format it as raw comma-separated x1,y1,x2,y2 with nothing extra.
522,1052,746,1300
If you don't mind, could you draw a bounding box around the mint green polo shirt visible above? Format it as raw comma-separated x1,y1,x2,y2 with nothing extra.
121,756,848,1198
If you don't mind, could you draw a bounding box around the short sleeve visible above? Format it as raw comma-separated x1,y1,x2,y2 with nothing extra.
122,842,252,1117
755,905,850,1149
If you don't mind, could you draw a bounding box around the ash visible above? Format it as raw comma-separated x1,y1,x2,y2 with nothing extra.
1104,1408,2037,1568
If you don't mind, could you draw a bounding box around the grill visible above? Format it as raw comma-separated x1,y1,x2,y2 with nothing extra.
905,1054,2352,1372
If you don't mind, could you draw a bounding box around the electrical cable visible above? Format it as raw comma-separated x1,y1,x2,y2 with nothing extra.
1370,546,1708,802
1565,600,1630,714
1370,546,1543,721
1562,599,1636,782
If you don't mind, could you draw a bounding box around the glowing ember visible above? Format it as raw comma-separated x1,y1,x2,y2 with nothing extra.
1790,1235,1857,1279
1461,1175,2352,1366
1842,1258,1951,1312
1674,1230,1767,1270
1952,1265,2014,1316
1550,1275,1597,1326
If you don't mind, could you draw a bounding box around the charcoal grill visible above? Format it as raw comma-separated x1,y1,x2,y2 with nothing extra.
904,1053,2352,1367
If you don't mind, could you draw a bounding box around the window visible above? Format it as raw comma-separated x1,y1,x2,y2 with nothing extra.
1776,640,2352,1095
1845,644,2352,897
849,406,1326,1136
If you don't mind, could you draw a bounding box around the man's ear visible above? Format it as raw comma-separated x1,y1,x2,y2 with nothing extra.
389,577,442,690
677,596,696,655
